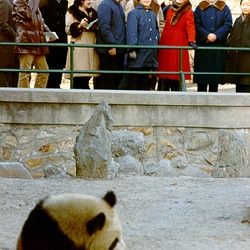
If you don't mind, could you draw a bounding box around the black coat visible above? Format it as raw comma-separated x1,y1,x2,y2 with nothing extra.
40,0,68,84
223,15,250,85
40,0,68,44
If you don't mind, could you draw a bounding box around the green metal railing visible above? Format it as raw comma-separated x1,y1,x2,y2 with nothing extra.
0,42,249,91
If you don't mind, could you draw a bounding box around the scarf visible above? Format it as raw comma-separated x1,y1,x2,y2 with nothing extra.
170,0,192,25
68,4,97,23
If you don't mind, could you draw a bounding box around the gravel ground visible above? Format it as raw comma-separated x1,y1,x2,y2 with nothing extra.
0,176,249,250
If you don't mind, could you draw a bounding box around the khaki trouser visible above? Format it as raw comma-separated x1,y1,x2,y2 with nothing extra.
18,54,49,88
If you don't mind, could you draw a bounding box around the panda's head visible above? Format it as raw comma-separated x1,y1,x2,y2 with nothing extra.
17,191,126,250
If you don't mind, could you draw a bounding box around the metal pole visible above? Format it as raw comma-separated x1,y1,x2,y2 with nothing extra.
70,44,74,89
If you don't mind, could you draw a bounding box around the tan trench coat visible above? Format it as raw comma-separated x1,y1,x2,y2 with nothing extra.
65,11,99,78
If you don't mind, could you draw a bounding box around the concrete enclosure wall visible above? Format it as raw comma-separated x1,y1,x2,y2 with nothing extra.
0,88,250,178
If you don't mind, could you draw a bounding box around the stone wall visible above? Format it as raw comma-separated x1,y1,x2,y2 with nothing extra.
0,88,250,178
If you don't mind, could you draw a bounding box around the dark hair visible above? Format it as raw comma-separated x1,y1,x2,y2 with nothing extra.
73,0,84,7
240,0,248,4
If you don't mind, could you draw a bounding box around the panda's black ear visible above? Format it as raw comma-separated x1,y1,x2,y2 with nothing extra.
86,212,106,236
103,191,116,207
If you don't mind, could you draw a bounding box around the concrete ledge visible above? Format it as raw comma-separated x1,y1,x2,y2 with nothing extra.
0,88,250,128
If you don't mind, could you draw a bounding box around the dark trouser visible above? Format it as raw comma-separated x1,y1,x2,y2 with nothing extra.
46,46,67,89
158,78,180,91
72,77,90,89
92,77,100,89
97,53,125,89
0,46,18,87
0,72,11,87
236,84,250,93
197,84,218,92
127,68,155,90
46,72,64,89
9,53,19,88
127,74,149,90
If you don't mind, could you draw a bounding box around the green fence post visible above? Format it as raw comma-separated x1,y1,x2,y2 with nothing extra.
70,44,74,89
179,47,187,91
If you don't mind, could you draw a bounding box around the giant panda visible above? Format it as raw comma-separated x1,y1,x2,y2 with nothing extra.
17,191,126,250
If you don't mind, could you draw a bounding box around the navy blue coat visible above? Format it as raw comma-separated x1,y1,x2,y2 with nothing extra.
126,4,159,69
96,0,126,54
193,0,232,84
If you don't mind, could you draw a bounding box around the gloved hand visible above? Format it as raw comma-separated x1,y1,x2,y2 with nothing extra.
189,42,198,50
129,50,137,60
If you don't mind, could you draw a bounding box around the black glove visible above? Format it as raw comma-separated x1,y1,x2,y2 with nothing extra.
189,42,198,50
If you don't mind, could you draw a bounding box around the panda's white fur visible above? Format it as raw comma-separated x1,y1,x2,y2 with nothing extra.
17,191,126,250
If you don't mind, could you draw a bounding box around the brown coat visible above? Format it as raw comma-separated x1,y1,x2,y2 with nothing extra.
0,0,17,87
0,0,15,43
12,0,49,55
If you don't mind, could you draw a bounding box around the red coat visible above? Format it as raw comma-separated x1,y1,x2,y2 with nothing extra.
157,7,195,80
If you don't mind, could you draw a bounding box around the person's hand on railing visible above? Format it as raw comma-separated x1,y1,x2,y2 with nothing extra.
108,48,116,56
129,50,137,60
189,42,198,50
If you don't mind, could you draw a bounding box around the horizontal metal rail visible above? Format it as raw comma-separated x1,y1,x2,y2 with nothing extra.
1,42,249,91
1,42,250,50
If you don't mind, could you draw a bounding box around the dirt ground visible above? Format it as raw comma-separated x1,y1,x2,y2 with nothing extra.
0,176,249,250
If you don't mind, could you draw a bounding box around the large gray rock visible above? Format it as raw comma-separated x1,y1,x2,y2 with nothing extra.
116,155,144,175
111,130,146,163
74,100,117,179
171,156,188,169
43,163,70,178
0,162,32,179
212,130,250,177
144,159,172,176
144,158,210,177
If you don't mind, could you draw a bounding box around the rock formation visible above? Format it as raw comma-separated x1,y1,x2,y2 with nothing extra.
74,100,118,178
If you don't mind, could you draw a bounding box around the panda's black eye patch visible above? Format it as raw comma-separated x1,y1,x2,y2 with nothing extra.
109,238,119,250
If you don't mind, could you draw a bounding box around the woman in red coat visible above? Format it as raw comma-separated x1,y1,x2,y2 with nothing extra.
157,0,196,91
